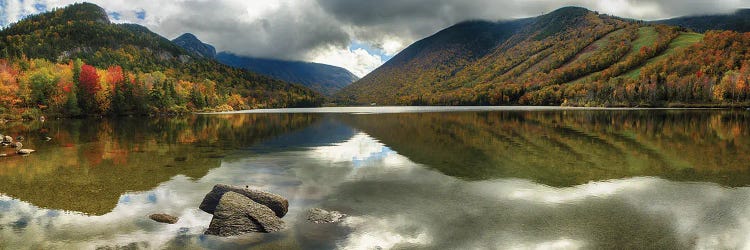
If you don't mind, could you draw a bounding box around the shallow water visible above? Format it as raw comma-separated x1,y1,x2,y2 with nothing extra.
0,107,749,249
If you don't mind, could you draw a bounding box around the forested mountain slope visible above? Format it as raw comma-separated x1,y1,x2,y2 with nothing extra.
171,33,359,96
336,17,532,104
172,33,216,58
653,9,750,33
338,7,750,107
216,52,359,96
0,2,321,118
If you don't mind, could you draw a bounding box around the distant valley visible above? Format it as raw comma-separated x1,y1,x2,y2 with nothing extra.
171,33,358,96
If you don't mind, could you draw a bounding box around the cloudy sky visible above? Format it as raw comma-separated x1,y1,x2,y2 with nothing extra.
1,0,749,76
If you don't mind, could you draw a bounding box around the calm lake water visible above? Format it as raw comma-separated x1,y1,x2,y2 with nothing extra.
1,107,749,249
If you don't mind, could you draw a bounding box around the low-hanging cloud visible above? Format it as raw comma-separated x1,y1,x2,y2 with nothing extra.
2,0,749,76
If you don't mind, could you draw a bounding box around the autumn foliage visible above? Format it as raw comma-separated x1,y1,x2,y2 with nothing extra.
0,2,322,118
79,64,100,96
338,7,750,107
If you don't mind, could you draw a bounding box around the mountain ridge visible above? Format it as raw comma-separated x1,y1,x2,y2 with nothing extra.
172,33,216,58
0,2,322,118
337,6,750,107
652,9,750,33
170,32,359,96
215,52,359,96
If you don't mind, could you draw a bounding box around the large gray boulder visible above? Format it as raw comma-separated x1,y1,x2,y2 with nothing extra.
204,192,285,236
199,184,288,218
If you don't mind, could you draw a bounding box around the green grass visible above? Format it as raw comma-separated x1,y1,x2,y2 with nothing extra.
622,32,704,79
565,28,647,84
570,28,629,64
627,27,658,57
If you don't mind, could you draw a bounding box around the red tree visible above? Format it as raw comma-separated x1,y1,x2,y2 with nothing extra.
79,64,100,95
106,65,124,87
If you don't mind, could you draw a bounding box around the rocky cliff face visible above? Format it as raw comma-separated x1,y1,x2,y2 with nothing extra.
172,33,217,58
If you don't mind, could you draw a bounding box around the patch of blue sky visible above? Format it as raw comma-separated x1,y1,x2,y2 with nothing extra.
1,0,49,28
33,2,46,12
108,11,121,21
135,9,146,20
0,0,9,27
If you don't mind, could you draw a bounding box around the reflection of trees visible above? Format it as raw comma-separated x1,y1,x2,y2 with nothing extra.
0,114,317,215
341,110,750,187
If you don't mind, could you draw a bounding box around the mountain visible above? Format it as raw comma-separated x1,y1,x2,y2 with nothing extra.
0,2,321,118
336,18,532,103
337,7,750,107
216,52,359,96
172,33,216,58
652,9,750,32
170,33,359,96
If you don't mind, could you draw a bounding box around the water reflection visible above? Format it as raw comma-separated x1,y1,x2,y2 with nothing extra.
341,110,750,186
0,114,319,215
0,108,748,249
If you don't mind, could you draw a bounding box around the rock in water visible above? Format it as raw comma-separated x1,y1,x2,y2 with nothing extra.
2,135,12,144
205,192,285,236
199,184,288,218
149,214,179,224
307,208,346,224
17,149,34,155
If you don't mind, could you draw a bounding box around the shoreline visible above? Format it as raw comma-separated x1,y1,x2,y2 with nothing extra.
2,105,746,122
197,106,741,115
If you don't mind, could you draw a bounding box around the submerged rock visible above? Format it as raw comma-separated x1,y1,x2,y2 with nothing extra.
2,135,12,144
149,214,179,224
17,149,34,155
199,184,288,218
307,208,346,224
205,192,285,236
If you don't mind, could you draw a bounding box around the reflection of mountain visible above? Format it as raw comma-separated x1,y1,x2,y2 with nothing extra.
340,111,750,187
247,116,358,153
2,110,750,249
0,114,318,215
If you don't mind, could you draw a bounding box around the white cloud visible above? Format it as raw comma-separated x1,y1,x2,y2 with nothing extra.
593,0,662,19
309,46,384,77
381,39,405,56
1,0,32,26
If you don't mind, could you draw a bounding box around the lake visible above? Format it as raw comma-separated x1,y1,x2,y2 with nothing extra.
1,107,749,249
